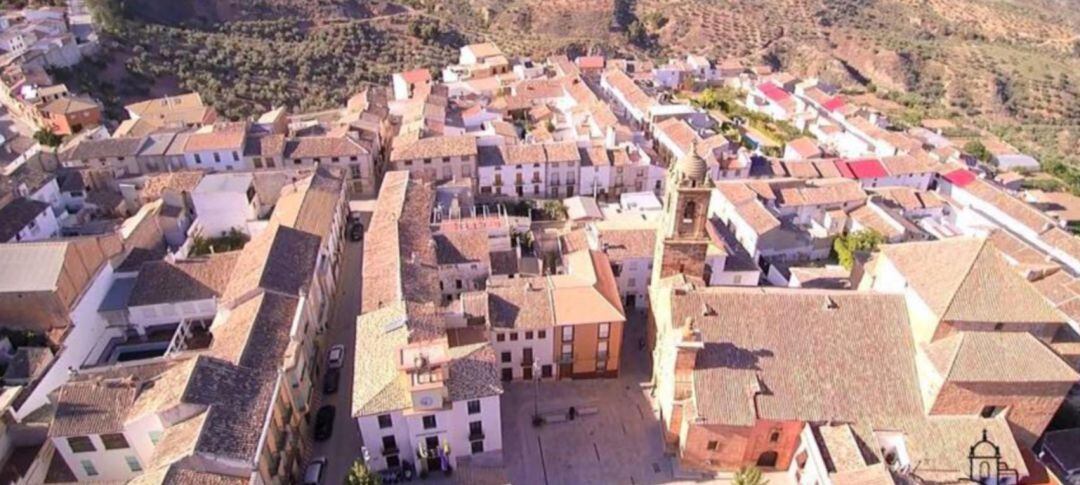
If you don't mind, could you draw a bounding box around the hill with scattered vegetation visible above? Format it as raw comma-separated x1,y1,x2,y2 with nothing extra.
77,0,1078,168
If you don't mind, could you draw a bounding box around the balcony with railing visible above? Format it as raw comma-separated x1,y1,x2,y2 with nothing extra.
469,429,485,441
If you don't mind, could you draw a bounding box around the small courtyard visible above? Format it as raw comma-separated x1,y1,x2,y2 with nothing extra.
500,311,675,485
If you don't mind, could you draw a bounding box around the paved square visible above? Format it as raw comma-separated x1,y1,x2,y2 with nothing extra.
501,312,675,485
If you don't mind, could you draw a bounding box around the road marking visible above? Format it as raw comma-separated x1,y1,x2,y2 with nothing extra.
537,435,550,485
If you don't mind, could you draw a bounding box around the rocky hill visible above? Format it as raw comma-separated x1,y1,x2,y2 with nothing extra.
77,0,1079,166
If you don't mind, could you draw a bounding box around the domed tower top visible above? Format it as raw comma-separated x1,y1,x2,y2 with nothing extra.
674,141,709,188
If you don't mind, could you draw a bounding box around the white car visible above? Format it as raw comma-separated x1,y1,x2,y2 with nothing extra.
303,457,327,485
327,344,345,369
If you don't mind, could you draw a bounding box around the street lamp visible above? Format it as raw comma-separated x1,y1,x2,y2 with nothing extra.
531,360,542,427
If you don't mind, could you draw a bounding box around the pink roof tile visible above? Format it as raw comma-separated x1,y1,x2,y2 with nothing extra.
822,96,845,112
758,82,790,103
841,159,888,179
942,169,976,187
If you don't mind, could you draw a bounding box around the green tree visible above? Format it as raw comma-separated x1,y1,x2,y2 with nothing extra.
693,88,721,110
542,200,566,221
344,460,381,485
85,0,126,35
33,128,62,147
963,140,990,163
833,229,885,270
733,466,768,485
627,21,647,46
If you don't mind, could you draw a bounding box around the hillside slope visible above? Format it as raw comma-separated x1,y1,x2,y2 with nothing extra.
78,0,1078,166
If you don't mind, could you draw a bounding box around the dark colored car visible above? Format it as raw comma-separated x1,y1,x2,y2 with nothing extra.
349,221,364,241
314,405,335,442
323,367,340,395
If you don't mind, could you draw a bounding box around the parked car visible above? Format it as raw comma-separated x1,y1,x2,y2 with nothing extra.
314,405,335,441
303,457,327,485
349,221,364,241
323,367,340,395
327,344,345,369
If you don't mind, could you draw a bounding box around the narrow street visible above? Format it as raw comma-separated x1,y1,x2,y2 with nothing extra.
311,232,365,484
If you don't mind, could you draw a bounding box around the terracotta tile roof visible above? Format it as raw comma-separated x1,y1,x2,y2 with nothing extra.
716,182,782,235
390,134,476,162
242,134,285,158
987,229,1054,271
778,180,866,207
575,56,605,69
837,159,888,179
269,167,344,243
782,161,823,179
445,341,502,402
870,187,943,212
598,228,655,260
924,332,1077,383
67,137,148,161
48,360,179,437
352,302,411,415
128,252,239,306
578,145,610,167
40,95,98,115
220,223,320,306
880,155,931,176
1041,227,1080,264
183,124,246,152
361,171,440,315
550,250,625,325
786,137,821,158
504,144,547,165
544,141,580,163
125,93,213,127
141,171,204,200
283,135,367,159
814,160,842,178
211,291,298,374
655,118,699,153
130,464,246,485
603,68,656,114
847,204,903,239
464,42,502,59
434,230,491,266
486,279,555,330
670,288,923,426
880,237,1064,324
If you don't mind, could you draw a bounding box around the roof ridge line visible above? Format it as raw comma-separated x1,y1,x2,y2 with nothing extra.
941,332,965,382
939,238,988,321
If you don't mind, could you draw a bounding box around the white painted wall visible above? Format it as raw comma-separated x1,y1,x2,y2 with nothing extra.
13,265,116,420
127,299,217,327
10,206,59,242
184,149,248,172
357,394,502,472
191,191,255,237
492,330,553,380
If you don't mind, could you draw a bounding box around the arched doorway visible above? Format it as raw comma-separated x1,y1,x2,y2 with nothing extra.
756,450,779,468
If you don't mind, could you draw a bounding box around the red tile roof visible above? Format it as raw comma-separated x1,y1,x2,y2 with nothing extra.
942,168,976,187
399,69,431,84
758,82,790,103
575,56,605,70
838,159,888,179
822,96,845,112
